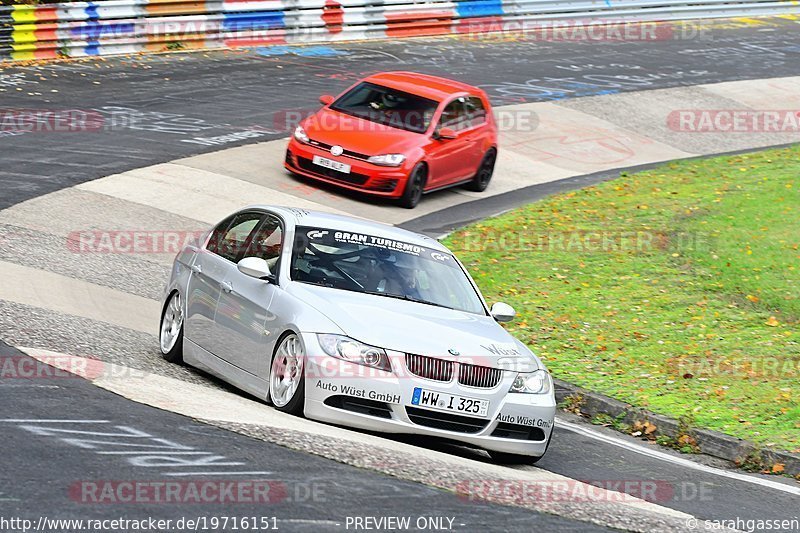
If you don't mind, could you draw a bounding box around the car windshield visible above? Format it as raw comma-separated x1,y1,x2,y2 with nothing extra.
290,226,486,315
329,82,439,134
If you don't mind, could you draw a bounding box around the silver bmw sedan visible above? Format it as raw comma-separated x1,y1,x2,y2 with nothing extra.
159,206,555,463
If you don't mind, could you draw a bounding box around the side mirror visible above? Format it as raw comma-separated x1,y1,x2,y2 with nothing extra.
237,257,273,281
319,94,335,106
490,302,515,323
437,127,457,140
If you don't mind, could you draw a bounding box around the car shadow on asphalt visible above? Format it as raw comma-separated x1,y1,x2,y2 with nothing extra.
286,170,460,211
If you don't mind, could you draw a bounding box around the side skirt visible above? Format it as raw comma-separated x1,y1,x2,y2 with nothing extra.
184,339,269,400
423,177,473,194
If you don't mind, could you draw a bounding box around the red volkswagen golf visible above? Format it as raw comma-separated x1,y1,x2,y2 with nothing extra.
284,72,498,208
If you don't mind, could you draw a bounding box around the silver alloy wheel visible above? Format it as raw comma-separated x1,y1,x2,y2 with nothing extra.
160,292,183,354
270,334,304,407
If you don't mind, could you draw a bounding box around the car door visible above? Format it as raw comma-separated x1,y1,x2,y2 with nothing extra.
185,211,263,357
184,213,235,352
464,95,490,163
213,214,284,377
426,97,479,188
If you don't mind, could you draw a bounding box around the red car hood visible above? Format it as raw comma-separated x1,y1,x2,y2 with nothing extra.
303,108,422,156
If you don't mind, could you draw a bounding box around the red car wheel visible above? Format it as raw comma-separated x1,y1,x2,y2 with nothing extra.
399,163,427,209
466,148,497,192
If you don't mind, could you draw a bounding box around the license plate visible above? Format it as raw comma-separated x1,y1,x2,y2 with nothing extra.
312,155,351,174
411,387,489,418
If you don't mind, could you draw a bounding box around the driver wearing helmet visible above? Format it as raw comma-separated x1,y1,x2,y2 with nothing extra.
370,92,404,110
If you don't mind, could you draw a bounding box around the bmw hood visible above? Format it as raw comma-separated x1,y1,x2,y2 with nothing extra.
303,108,422,156
289,283,541,372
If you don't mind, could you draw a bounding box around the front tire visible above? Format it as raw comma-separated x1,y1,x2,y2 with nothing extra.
269,333,306,415
159,291,184,364
465,148,496,192
398,163,426,209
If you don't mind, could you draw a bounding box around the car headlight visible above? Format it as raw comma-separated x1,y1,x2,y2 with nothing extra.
317,334,392,373
367,154,406,167
294,125,310,144
509,370,552,394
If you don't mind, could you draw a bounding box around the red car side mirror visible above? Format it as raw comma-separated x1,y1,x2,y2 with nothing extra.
437,127,457,140
319,94,335,106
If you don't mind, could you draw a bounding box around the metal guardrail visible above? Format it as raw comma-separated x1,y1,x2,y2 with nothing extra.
1,0,798,61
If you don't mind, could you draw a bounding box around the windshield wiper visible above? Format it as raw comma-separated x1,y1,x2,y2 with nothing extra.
360,290,455,311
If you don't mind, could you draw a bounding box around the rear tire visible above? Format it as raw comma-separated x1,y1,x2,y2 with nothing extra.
269,333,306,415
398,163,426,209
465,148,497,192
159,291,184,364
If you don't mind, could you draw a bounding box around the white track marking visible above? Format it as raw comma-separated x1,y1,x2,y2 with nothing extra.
76,163,349,224
555,417,800,496
163,471,274,476
0,260,158,334
0,419,109,423
96,451,212,455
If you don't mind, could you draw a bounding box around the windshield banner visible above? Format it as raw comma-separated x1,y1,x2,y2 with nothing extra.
298,227,455,265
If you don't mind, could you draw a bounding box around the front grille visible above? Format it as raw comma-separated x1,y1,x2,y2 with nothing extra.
296,156,369,185
308,139,370,161
406,406,490,434
325,395,392,419
458,363,503,389
491,422,546,441
406,354,453,382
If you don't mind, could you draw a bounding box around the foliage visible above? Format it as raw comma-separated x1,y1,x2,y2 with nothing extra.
445,145,800,451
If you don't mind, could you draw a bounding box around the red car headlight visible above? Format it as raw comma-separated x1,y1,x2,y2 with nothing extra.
367,154,406,167
294,125,310,144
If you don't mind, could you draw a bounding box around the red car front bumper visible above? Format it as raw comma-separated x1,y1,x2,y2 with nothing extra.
284,138,411,198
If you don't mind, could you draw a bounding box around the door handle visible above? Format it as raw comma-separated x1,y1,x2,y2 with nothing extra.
220,281,233,293
190,264,202,274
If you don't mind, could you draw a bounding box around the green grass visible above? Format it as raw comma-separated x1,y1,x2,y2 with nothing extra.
445,145,800,452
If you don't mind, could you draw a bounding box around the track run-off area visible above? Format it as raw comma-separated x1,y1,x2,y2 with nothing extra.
1,16,800,532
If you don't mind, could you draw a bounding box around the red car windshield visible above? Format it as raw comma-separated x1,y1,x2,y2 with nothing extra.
330,82,439,134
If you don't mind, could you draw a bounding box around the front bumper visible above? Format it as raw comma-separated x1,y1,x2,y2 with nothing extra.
285,138,410,198
300,333,555,457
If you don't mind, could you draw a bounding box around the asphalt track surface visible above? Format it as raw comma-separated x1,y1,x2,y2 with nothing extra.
0,343,603,532
2,17,800,531
1,17,800,214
